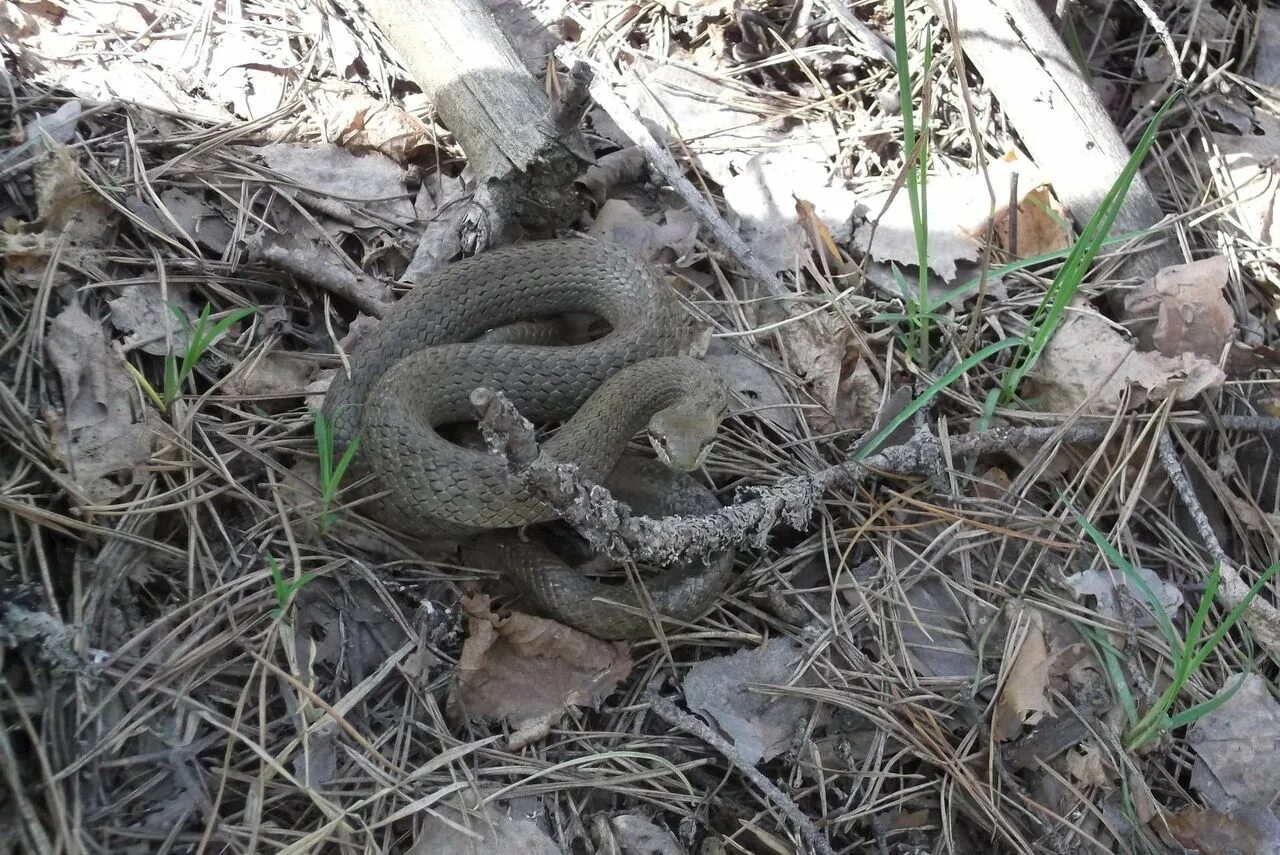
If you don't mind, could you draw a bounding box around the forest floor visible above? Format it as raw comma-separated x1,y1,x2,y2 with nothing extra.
2,1,1280,853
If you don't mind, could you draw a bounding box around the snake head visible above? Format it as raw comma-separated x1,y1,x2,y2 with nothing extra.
647,385,729,472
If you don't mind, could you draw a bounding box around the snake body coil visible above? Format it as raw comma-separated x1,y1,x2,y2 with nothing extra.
322,238,733,637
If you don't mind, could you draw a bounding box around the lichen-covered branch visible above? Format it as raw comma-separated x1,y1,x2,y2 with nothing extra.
473,386,1280,567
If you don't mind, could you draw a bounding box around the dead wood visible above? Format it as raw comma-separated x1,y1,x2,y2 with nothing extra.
357,0,593,242
930,0,1183,281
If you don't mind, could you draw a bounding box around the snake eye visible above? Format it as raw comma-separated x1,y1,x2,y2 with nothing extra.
651,431,672,465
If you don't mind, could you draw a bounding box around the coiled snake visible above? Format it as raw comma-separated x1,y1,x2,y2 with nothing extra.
322,238,734,638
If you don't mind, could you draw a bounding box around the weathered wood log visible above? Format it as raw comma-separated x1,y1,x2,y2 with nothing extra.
930,0,1182,281
358,0,592,245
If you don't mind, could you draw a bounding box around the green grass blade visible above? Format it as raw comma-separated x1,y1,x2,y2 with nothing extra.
331,435,361,487
924,225,1163,312
267,555,287,604
1165,672,1249,730
1179,560,1222,669
1079,623,1139,724
1073,508,1182,651
854,337,1020,461
1187,559,1280,674
207,306,257,341
1001,90,1181,402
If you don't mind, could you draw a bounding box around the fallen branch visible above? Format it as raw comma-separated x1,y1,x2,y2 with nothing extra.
359,0,592,239
1155,430,1280,658
642,677,834,855
928,0,1182,282
472,385,1280,565
555,46,791,301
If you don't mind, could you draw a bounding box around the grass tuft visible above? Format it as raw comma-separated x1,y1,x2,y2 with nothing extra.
313,407,361,532
1073,508,1279,751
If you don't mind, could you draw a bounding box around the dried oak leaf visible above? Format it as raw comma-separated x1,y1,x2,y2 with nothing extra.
45,303,157,504
1123,256,1234,362
248,143,416,228
682,637,810,766
1029,301,1224,414
456,594,632,749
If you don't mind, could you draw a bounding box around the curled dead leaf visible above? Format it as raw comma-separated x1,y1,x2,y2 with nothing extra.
993,607,1054,742
456,594,632,749
682,638,810,766
45,304,157,504
1030,301,1224,414
1123,256,1234,362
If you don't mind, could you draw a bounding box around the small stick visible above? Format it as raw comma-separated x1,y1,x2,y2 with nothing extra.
1155,430,1280,657
472,385,1280,564
555,46,792,301
642,677,835,855
245,233,391,318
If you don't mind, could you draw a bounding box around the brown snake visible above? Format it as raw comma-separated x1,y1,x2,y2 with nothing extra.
322,238,734,638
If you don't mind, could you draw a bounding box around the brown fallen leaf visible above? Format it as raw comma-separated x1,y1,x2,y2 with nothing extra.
411,791,561,855
1064,564,1183,628
45,304,157,505
224,351,317,402
108,284,198,356
587,199,700,265
1212,108,1280,245
992,184,1072,258
607,815,686,855
1123,256,1234,362
124,188,234,255
704,342,804,436
774,312,881,436
721,151,858,273
626,57,836,188
893,561,982,682
1062,744,1115,789
576,146,647,206
1029,300,1224,414
248,143,416,228
456,594,632,749
682,638,810,766
1189,673,1280,811
311,82,436,165
854,151,1065,282
993,607,1054,742
1,146,116,289
1254,4,1280,88
1165,806,1280,855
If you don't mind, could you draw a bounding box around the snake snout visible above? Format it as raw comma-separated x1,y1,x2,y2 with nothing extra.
647,397,726,471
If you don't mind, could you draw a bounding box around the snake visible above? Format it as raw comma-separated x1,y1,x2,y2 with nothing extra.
322,238,734,639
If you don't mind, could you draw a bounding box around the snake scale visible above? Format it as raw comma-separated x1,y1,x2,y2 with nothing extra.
322,238,734,638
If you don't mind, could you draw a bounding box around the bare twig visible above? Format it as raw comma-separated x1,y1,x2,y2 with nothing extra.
555,45,792,300
245,233,392,318
474,385,1280,565
818,0,897,64
1155,430,1280,657
642,677,835,855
